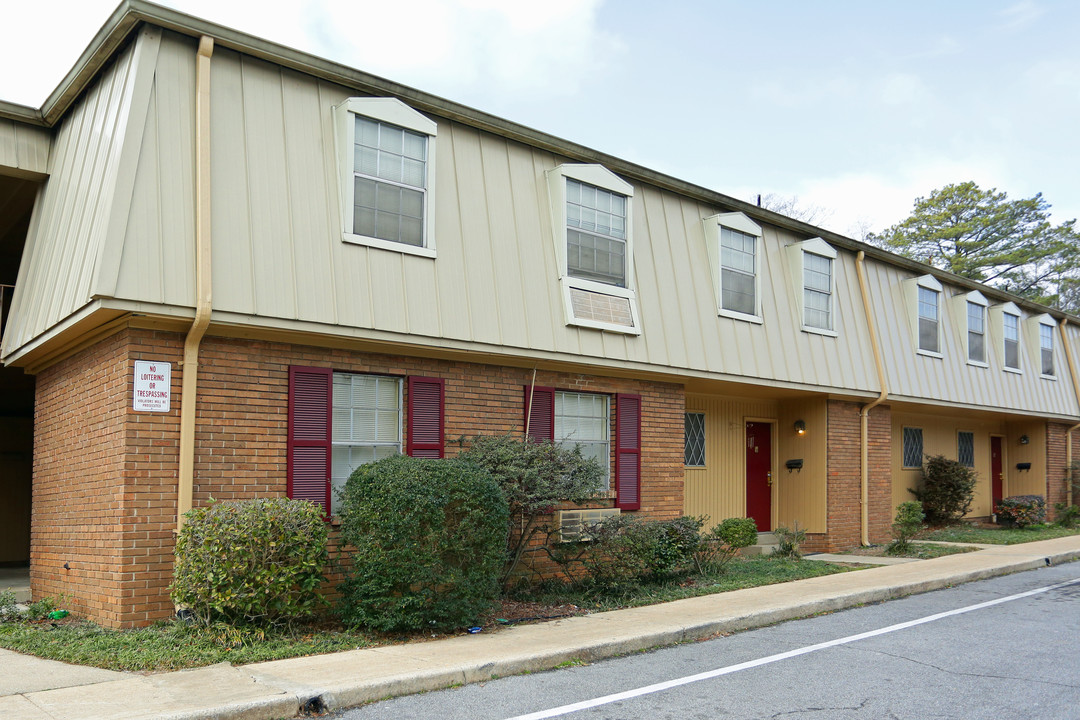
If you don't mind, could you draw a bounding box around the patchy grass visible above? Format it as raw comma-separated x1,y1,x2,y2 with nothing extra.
0,619,377,672
0,557,858,671
511,557,860,613
919,524,1080,545
844,543,979,560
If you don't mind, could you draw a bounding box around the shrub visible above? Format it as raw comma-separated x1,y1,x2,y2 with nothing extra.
910,455,976,525
888,501,925,555
695,517,758,573
337,455,509,632
1054,503,1080,529
0,590,19,623
458,435,606,582
995,495,1046,528
771,523,806,559
549,515,703,586
172,498,328,626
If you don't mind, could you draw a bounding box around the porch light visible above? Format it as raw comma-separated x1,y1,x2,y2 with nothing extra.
794,419,806,435
1019,434,1030,445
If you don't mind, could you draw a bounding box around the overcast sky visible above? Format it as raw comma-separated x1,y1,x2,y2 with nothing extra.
2,0,1077,238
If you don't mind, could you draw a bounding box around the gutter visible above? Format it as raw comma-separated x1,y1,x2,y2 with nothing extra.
1059,320,1080,507
176,35,214,532
856,251,888,546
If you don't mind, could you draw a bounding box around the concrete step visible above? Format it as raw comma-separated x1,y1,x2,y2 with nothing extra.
740,532,779,557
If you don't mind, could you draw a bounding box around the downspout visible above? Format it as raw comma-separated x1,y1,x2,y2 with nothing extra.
177,36,215,533
1059,320,1080,507
855,251,888,546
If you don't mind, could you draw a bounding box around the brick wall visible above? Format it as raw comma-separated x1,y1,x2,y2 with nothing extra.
805,400,891,553
34,328,685,627
1045,422,1077,520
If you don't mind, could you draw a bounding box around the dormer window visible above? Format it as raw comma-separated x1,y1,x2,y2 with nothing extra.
1004,312,1020,370
566,179,627,287
967,301,985,363
1040,322,1055,377
918,285,940,354
703,213,764,323
787,238,838,336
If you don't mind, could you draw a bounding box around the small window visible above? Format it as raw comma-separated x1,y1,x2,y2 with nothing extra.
958,431,974,467
967,302,985,363
566,179,628,287
684,412,705,467
803,252,833,330
331,373,402,512
1004,312,1020,370
917,286,940,353
334,98,438,258
902,427,923,469
1040,323,1055,377
555,391,611,488
721,227,757,316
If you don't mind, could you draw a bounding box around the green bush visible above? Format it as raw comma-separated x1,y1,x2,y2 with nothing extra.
337,455,509,632
695,517,758,573
550,515,703,586
888,501,925,555
771,523,806,559
171,498,328,626
1054,503,1080,529
0,590,19,623
910,454,976,525
457,435,606,582
996,495,1046,528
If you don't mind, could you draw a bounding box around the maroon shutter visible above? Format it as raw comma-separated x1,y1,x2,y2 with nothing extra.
288,366,332,517
524,385,555,442
615,393,641,511
407,376,444,458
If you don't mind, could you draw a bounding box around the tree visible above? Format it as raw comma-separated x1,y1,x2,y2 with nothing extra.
756,192,834,226
867,182,1080,308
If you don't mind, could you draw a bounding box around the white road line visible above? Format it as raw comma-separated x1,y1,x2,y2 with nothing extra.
505,574,1080,720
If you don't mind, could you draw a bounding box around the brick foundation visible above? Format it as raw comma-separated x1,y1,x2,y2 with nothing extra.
32,328,684,627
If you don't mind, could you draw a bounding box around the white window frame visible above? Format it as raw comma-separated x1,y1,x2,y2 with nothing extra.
703,212,764,324
1028,314,1057,380
989,301,1023,374
334,97,438,258
786,237,838,336
554,390,611,489
953,290,989,368
330,372,403,513
906,274,943,358
546,164,640,335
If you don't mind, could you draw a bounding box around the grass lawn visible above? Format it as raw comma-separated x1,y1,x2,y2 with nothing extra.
918,524,1080,545
0,557,857,672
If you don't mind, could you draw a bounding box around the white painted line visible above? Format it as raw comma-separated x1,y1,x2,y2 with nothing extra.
505,574,1080,720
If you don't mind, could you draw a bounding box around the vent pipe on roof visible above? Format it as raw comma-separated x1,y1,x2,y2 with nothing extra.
856,251,888,547
177,35,215,534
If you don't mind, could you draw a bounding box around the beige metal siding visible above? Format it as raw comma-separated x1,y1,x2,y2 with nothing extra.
868,259,1078,418
0,120,50,177
776,398,827,533
2,30,159,360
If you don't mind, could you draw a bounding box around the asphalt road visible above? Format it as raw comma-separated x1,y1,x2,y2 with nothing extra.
334,562,1080,719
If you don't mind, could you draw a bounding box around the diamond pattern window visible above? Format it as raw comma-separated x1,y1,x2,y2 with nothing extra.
684,412,705,467
958,431,974,467
903,427,924,469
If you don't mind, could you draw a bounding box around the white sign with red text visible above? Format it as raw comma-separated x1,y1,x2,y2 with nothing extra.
133,361,172,412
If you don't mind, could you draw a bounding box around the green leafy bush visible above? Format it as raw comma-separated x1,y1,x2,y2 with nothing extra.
1054,503,1080,529
910,454,976,525
0,590,19,623
172,498,328,626
549,515,703,586
458,435,606,582
695,517,758,572
996,495,1046,528
337,455,509,632
771,523,807,559
888,501,925,555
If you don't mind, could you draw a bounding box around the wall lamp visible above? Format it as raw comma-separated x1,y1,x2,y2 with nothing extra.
794,419,806,436
1019,435,1030,445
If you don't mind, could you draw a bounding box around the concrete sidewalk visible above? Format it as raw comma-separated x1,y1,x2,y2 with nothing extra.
3,535,1079,720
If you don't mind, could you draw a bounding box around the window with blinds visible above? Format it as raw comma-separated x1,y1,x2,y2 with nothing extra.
1004,312,1020,370
1040,323,1055,377
720,226,757,316
803,252,833,330
331,373,402,512
967,302,985,363
352,116,428,247
555,391,611,487
566,178,628,287
917,286,940,353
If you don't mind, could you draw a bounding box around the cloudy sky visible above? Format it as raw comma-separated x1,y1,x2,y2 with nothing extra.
2,0,1077,238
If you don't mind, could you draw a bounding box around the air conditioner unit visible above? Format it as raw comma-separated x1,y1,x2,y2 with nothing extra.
556,508,620,542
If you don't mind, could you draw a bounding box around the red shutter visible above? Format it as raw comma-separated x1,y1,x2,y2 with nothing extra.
524,385,555,442
407,376,444,458
615,393,641,511
288,366,332,517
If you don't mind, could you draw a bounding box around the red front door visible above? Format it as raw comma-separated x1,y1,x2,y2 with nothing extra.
991,436,1003,509
746,422,772,532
